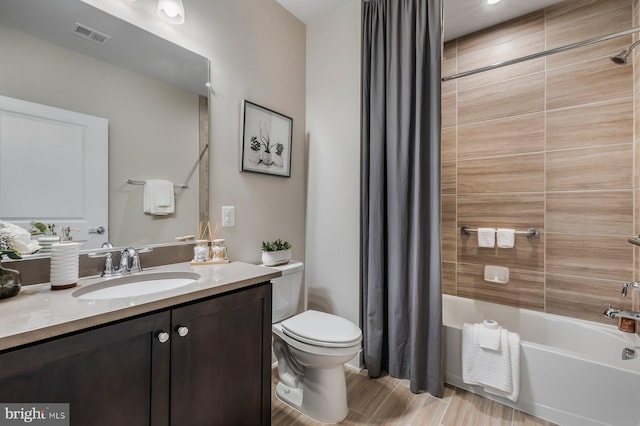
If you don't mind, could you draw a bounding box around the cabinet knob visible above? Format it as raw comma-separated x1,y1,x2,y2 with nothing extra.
157,331,170,343
176,326,189,337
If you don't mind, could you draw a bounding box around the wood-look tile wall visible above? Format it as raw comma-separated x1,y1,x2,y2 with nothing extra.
441,0,636,323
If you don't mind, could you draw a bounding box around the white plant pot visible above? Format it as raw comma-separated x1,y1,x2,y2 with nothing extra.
262,249,291,266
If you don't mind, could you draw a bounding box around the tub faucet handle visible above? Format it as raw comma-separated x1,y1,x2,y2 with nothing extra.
603,304,621,319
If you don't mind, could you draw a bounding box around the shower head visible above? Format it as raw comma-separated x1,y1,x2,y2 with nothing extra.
611,40,640,65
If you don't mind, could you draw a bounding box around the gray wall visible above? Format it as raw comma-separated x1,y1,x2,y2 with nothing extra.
83,0,308,265
0,25,200,247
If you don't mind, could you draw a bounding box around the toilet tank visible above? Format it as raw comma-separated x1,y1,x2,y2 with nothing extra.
267,261,304,323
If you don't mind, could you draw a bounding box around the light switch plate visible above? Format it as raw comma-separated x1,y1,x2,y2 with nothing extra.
222,206,235,227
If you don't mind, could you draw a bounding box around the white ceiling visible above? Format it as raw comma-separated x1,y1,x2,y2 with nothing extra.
443,0,564,41
276,0,565,40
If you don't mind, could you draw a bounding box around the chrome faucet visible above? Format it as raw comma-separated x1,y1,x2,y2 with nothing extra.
602,282,640,321
602,304,640,321
89,246,153,277
118,247,136,275
118,247,151,274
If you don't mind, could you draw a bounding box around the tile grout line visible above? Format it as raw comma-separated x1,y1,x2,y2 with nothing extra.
364,377,402,422
436,387,456,426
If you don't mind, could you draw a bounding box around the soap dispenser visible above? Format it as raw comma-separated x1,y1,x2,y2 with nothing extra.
60,227,78,242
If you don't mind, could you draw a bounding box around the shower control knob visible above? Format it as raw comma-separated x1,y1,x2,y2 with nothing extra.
176,326,189,337
157,331,170,343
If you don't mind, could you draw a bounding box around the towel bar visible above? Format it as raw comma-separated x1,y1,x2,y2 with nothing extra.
461,226,540,239
127,179,187,189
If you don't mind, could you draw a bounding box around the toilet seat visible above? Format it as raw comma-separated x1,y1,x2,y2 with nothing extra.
281,310,362,348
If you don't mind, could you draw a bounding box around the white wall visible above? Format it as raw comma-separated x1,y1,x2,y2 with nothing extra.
82,0,307,263
305,1,361,330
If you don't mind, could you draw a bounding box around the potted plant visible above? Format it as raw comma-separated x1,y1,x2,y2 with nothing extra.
261,239,292,266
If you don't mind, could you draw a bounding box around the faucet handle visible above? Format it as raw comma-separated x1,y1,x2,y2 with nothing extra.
130,253,143,273
88,252,118,277
129,247,152,273
603,304,621,319
102,253,117,277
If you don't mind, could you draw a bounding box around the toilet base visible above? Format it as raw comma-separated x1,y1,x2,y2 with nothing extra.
275,365,349,423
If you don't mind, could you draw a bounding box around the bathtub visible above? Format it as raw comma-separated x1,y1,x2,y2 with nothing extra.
443,294,640,426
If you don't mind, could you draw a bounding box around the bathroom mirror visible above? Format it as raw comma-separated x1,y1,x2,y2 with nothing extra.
0,0,209,250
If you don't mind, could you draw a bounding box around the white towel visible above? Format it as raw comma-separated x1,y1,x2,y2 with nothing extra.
477,320,501,351
462,322,520,402
143,179,175,216
477,228,496,248
497,228,515,248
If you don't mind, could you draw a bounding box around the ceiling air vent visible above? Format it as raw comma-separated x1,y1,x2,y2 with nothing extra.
72,23,111,45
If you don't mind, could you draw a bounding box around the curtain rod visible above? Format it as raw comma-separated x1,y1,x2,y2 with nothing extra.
442,25,640,81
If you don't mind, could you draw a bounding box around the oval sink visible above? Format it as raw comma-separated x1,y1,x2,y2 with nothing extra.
72,272,201,300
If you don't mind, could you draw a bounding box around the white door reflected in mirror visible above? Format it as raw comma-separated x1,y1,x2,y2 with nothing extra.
0,94,108,249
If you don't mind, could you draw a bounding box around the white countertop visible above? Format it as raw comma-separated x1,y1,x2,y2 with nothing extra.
0,261,281,351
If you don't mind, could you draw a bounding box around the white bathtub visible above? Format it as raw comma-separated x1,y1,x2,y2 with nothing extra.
443,294,640,426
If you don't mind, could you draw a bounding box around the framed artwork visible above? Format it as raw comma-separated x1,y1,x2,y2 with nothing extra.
240,100,293,177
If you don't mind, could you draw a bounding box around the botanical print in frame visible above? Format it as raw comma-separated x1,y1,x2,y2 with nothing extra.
240,100,292,177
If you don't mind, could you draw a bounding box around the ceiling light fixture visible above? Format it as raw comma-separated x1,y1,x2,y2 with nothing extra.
157,0,185,24
487,0,501,5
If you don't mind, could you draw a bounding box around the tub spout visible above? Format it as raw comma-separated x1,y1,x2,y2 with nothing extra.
603,304,640,321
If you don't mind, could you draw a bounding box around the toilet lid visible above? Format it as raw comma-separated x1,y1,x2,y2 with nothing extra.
281,310,362,348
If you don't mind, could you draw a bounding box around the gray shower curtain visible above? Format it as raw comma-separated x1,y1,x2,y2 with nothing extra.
361,0,443,396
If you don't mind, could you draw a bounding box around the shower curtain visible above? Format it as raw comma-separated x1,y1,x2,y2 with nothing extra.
361,0,443,396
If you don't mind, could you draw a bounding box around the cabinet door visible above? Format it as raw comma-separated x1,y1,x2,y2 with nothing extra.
0,311,171,426
171,283,272,426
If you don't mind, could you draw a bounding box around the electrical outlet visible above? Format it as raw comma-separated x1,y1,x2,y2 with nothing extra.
222,206,235,227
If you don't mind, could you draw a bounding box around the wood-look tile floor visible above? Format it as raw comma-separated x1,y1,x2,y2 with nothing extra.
271,368,557,425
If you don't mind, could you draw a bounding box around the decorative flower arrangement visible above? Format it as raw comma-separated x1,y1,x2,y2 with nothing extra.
0,221,41,257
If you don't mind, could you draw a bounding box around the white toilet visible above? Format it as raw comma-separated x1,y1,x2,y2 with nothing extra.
269,261,362,423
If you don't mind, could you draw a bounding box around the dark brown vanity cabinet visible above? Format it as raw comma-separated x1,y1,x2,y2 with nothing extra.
0,283,272,426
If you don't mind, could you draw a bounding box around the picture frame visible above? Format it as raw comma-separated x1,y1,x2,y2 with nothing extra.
240,100,293,177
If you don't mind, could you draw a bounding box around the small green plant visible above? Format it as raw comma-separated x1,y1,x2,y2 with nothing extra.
261,239,292,252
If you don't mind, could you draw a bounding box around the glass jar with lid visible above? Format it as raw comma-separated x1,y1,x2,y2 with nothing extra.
211,239,227,261
193,240,210,262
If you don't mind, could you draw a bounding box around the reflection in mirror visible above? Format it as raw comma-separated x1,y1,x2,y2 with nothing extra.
0,0,209,251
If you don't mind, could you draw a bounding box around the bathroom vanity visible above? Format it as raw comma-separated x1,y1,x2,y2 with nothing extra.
0,262,279,425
